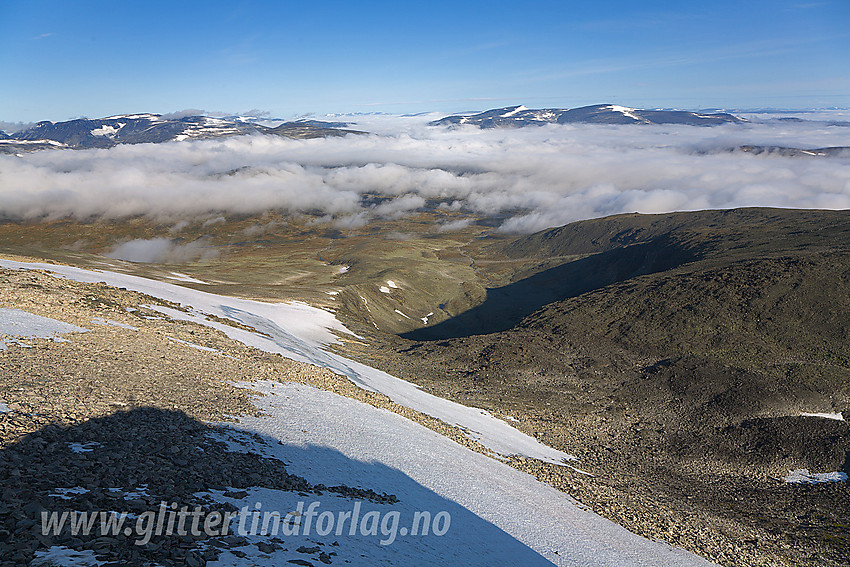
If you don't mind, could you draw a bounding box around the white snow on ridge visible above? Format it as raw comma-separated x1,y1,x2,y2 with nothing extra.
104,113,160,121
0,138,66,146
532,110,559,121
90,123,125,137
0,258,573,465
607,105,642,121
501,105,529,117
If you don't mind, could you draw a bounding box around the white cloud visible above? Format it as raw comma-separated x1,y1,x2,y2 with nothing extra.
371,194,426,218
241,220,283,236
160,109,206,120
202,216,226,227
438,218,473,232
333,213,370,229
0,121,36,134
1,117,849,234
105,238,217,263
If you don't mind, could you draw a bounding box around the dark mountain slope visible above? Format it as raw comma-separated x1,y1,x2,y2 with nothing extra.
355,208,850,566
405,209,850,424
402,232,701,339
496,207,850,260
405,208,850,340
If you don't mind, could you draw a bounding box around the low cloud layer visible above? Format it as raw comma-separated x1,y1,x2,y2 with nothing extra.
0,121,36,134
1,117,848,233
106,238,218,263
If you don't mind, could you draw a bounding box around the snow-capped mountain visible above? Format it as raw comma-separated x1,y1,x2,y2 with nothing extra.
430,104,746,127
0,114,358,153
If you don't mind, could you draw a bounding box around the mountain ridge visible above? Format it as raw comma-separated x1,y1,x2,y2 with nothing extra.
0,114,361,153
430,103,747,128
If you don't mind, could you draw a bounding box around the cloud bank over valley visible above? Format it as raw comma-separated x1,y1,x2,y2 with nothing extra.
1,117,848,234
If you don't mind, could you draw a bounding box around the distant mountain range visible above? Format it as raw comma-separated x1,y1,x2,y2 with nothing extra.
430,104,747,128
0,114,360,153
734,144,850,158
5,106,847,156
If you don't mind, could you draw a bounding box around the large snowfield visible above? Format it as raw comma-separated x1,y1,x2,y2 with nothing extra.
0,258,717,566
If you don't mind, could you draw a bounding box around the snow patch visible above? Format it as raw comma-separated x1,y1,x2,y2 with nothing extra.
800,412,845,421
0,402,10,413
0,138,67,146
386,280,398,288
32,546,104,566
0,307,88,346
784,469,848,484
120,485,149,499
90,317,138,331
607,105,641,121
501,106,529,117
166,336,220,353
90,122,124,137
379,286,391,293
167,272,209,284
104,113,158,120
68,442,100,453
221,380,714,566
49,486,91,500
91,125,117,137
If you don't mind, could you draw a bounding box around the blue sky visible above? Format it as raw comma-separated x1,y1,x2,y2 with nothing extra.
1,0,848,122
